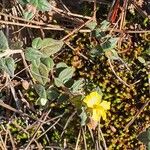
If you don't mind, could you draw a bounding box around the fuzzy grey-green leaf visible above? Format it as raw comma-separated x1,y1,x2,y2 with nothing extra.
25,47,44,61
40,38,64,57
0,30,9,51
34,84,47,98
71,79,84,93
54,78,64,87
32,37,42,49
58,67,75,83
31,62,49,85
28,0,51,11
41,57,54,71
4,57,15,77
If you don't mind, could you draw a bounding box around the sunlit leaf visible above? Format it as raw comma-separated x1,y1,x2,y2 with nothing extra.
31,62,49,85
36,97,48,106
100,20,110,30
71,79,84,93
23,11,34,20
79,107,87,126
86,20,97,30
4,57,15,77
137,57,146,64
0,30,9,51
40,98,48,106
28,0,51,11
148,142,150,150
32,37,42,49
54,78,64,87
40,38,64,57
25,47,44,61
41,57,54,71
56,62,68,69
58,67,75,83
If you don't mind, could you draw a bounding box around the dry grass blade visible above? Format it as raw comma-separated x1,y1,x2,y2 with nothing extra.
124,99,150,130
82,127,88,150
75,129,81,150
108,58,130,87
36,118,61,140
24,109,51,150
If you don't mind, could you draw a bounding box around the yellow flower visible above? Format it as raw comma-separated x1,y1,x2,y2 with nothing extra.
83,91,110,121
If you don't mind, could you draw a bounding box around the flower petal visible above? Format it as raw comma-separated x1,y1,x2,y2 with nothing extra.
92,107,107,121
83,91,101,108
100,109,106,120
92,108,101,121
100,101,110,110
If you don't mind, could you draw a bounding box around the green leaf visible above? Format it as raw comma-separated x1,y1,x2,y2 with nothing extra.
58,67,75,83
32,37,42,49
36,97,48,106
0,30,9,51
34,84,47,98
71,79,84,93
55,62,68,76
79,107,87,126
144,48,150,55
102,38,119,51
25,47,44,61
47,87,60,100
54,78,64,87
138,128,150,145
95,29,106,38
37,0,51,11
34,84,48,106
4,57,15,77
137,57,146,64
86,20,97,30
148,142,150,150
57,94,69,103
56,62,68,69
18,0,28,5
40,38,64,57
31,62,49,85
28,0,51,11
0,58,5,70
100,20,110,30
23,11,34,20
40,98,48,106
41,57,54,71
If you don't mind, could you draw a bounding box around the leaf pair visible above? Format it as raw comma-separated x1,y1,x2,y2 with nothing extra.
25,37,63,85
26,37,64,59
